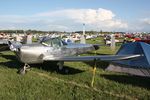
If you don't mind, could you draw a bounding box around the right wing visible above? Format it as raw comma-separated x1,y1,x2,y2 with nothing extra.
43,54,142,62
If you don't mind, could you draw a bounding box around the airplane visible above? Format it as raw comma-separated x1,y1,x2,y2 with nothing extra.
8,37,100,73
0,39,9,51
0,39,23,52
8,37,142,76
0,33,32,52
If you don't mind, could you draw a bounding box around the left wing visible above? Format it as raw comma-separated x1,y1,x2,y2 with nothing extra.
43,54,142,62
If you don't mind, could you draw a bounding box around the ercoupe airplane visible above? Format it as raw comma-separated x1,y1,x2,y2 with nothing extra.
8,37,142,75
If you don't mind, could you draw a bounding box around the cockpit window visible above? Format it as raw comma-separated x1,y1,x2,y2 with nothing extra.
41,37,63,47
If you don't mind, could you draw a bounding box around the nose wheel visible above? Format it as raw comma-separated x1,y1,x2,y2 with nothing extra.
57,61,64,70
18,63,30,75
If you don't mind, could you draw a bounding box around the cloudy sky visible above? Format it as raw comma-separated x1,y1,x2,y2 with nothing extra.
0,0,150,32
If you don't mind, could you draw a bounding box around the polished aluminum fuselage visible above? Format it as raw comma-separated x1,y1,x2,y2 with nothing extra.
16,43,95,64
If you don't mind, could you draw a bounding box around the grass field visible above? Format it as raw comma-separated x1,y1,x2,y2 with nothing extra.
0,37,150,100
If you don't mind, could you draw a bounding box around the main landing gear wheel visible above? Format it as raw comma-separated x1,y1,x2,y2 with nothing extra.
57,61,68,74
18,63,30,75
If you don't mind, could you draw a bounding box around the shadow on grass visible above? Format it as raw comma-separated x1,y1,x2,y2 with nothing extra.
0,44,9,52
31,61,84,75
83,61,109,69
0,54,84,75
83,52,112,69
0,54,22,69
101,74,150,90
1,54,17,60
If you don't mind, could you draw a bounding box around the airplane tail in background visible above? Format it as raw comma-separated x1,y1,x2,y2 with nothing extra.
106,42,150,77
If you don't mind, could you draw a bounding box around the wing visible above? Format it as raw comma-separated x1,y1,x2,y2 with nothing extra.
43,54,142,62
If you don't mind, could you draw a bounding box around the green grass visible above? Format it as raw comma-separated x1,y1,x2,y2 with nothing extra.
0,37,150,100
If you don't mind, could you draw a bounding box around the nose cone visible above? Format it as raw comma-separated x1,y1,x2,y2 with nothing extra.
16,45,44,64
15,46,31,63
20,46,33,56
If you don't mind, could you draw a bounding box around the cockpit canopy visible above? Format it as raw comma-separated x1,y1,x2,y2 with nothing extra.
41,37,67,47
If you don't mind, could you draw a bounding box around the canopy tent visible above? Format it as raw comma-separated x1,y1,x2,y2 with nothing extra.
106,42,150,77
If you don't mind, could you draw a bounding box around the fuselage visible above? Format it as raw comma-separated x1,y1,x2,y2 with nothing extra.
15,42,96,64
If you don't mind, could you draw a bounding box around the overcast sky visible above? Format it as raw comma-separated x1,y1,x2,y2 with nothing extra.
0,0,150,32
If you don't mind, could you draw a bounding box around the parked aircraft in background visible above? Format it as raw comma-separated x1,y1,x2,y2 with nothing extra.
0,39,22,52
0,40,9,51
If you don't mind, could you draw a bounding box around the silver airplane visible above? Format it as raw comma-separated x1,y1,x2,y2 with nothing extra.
8,37,141,75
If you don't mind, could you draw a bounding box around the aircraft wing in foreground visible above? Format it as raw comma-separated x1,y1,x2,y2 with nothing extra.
43,54,141,62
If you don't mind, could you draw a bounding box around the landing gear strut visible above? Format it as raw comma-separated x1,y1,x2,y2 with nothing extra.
57,61,68,73
18,63,30,75
57,61,64,70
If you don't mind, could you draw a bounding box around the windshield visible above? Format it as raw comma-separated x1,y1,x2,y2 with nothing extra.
41,37,63,47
